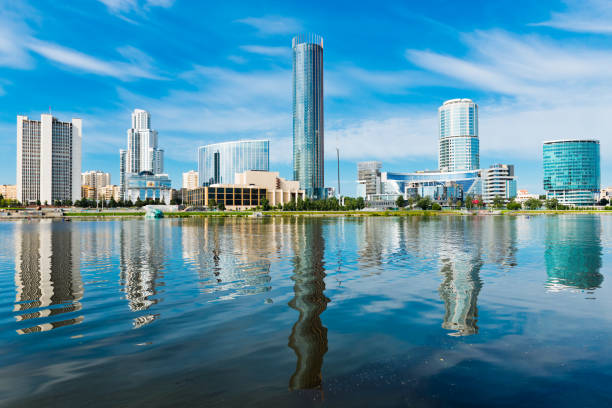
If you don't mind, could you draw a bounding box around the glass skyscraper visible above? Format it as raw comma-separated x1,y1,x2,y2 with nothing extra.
292,34,324,199
438,99,479,172
543,139,600,206
198,140,269,186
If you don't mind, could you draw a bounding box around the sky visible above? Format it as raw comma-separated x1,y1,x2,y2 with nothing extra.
1,0,611,194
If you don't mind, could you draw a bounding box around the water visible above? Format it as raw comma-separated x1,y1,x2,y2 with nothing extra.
0,215,611,407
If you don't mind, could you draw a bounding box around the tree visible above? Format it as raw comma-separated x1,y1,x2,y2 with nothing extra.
506,200,522,210
135,197,145,208
524,198,542,210
218,202,226,211
599,198,609,206
416,197,432,210
396,196,406,208
432,202,442,211
208,199,217,209
545,198,559,210
465,195,474,209
261,197,271,211
492,195,505,209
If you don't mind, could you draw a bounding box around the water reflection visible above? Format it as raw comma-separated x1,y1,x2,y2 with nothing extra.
13,220,84,334
288,219,329,391
545,216,603,291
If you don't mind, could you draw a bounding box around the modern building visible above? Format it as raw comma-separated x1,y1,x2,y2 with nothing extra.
120,109,165,199
0,185,17,200
198,140,269,186
293,34,324,199
17,114,82,204
98,185,121,201
357,161,381,199
235,170,305,206
438,99,479,172
381,170,483,204
543,139,600,206
125,171,172,203
600,187,612,202
184,185,267,210
516,189,539,203
182,170,199,190
482,164,517,204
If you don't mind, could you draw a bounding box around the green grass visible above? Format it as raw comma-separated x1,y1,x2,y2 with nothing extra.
64,212,145,217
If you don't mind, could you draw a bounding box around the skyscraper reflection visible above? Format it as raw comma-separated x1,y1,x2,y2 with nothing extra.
545,216,603,291
14,220,84,334
288,219,329,391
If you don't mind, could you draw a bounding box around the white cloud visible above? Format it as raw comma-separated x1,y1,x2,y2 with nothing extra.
534,0,612,34
240,45,291,57
235,16,302,35
97,0,175,13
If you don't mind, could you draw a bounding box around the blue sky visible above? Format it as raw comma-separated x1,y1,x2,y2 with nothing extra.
1,0,611,194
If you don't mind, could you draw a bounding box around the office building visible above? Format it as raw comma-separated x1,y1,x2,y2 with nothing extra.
357,161,381,199
0,185,17,200
439,99,479,172
17,114,82,204
182,170,199,190
198,140,269,186
543,139,600,206
482,164,517,204
120,109,165,199
125,171,172,203
293,34,324,199
184,185,267,210
235,170,305,205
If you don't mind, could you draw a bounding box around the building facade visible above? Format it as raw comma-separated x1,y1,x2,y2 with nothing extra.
438,99,479,172
182,170,199,190
516,189,539,203
293,34,324,199
543,139,600,206
382,170,483,203
198,140,269,186
482,164,517,204
184,185,267,210
235,170,305,206
81,170,111,200
98,185,121,201
120,109,165,199
17,114,82,204
357,161,381,199
125,171,172,203
0,185,17,200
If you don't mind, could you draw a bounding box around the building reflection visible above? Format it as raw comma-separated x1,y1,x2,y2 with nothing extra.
545,216,603,291
119,220,166,327
14,220,84,334
288,219,329,391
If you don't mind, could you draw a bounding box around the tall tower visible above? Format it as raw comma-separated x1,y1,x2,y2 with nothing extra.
120,109,164,199
292,34,324,199
438,99,479,172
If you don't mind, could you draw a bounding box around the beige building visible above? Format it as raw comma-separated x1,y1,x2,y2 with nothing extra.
182,170,199,190
82,170,111,199
0,185,17,200
81,185,96,200
235,170,305,206
98,185,121,201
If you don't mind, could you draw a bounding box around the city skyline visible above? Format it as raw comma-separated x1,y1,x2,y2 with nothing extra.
1,1,612,194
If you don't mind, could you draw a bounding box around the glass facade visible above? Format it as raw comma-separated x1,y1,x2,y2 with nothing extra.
198,140,269,186
125,171,172,203
543,140,600,206
439,99,479,172
293,34,324,199
184,186,266,208
382,170,483,201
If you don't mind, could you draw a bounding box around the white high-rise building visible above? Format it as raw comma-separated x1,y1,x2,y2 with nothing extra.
182,170,199,190
17,114,82,204
438,99,479,172
120,109,165,199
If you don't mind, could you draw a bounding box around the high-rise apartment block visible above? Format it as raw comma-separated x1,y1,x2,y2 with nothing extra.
0,185,17,200
439,99,479,172
182,170,199,190
293,34,324,199
17,114,82,204
81,170,111,199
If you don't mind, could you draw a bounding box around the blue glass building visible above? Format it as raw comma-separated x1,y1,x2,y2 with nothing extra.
198,140,269,186
293,34,324,199
543,139,600,206
439,99,479,172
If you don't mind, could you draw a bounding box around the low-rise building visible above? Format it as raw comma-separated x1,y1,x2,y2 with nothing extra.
0,185,17,200
482,164,517,204
184,185,267,210
600,187,612,201
516,189,539,203
125,171,172,203
234,170,305,206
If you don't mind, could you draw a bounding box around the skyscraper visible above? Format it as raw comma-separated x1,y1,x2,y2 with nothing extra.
120,109,165,199
438,99,479,172
543,139,600,206
198,140,269,186
17,114,82,204
292,34,324,199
